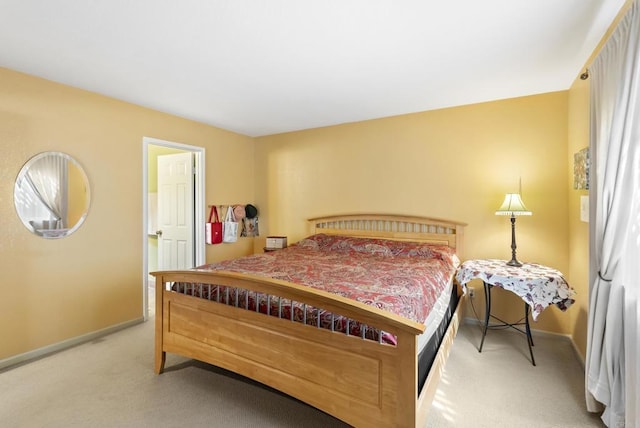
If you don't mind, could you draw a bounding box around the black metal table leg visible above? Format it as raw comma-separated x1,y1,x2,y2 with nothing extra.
524,303,536,366
478,281,536,366
478,282,491,352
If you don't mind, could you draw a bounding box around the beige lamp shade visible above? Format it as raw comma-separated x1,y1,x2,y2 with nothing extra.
496,193,532,216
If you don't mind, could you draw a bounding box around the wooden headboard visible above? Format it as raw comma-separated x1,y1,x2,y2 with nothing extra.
308,214,466,256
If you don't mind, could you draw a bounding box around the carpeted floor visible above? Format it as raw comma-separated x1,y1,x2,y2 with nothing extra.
0,314,604,428
425,322,604,427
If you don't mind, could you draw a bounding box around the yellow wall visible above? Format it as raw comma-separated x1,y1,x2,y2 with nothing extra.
0,65,592,362
255,91,573,335
0,68,255,361
567,76,591,360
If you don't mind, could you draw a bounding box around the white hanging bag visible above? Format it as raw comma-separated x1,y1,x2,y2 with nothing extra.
222,205,239,243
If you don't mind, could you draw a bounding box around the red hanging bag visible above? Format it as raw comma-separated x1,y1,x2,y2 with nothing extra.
205,205,223,245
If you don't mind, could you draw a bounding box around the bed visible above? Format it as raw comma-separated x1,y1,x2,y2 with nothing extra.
152,214,466,427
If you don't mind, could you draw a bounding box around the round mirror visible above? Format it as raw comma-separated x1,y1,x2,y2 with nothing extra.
14,151,91,239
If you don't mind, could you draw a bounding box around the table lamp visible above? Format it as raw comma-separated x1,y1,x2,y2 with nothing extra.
496,193,532,267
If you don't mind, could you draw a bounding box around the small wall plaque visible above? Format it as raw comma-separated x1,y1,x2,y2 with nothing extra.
574,147,590,190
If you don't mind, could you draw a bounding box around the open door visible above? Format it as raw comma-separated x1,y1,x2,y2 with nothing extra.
143,137,205,321
157,152,194,270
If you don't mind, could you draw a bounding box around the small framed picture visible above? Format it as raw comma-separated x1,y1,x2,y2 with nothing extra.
574,147,590,190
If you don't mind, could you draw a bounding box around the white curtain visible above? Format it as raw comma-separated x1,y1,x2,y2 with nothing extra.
26,153,68,228
586,1,640,426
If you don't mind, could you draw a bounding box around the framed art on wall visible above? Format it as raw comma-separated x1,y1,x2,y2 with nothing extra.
574,147,590,190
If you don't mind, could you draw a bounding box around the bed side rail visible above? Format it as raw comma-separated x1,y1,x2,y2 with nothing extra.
151,269,425,338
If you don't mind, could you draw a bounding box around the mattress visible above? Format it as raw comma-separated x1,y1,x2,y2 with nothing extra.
417,274,455,351
418,283,459,393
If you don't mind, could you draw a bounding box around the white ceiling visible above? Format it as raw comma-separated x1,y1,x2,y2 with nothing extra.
0,1,626,137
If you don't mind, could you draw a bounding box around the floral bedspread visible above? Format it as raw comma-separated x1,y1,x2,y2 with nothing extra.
176,234,459,344
199,234,458,323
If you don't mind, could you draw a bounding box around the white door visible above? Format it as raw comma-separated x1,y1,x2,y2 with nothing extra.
157,152,194,270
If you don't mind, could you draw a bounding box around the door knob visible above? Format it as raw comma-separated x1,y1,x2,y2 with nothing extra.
156,230,163,237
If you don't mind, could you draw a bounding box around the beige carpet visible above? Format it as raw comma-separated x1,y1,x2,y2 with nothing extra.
426,322,604,427
0,316,604,428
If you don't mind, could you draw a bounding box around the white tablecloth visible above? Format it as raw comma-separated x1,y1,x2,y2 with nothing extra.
456,259,576,321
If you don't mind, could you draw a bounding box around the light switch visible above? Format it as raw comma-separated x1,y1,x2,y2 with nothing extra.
580,195,589,223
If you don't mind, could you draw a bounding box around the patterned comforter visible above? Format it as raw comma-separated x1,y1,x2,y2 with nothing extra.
174,234,460,345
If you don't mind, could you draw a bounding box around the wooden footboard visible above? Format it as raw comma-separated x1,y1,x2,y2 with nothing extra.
153,270,464,427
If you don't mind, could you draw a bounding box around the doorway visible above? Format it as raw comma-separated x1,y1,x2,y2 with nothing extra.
142,137,205,320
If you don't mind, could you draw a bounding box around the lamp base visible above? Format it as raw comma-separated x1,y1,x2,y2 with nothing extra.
506,259,523,267
506,214,523,268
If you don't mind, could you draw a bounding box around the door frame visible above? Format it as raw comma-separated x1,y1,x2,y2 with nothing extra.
142,137,205,321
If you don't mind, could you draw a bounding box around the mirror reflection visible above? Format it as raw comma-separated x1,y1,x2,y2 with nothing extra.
14,151,91,239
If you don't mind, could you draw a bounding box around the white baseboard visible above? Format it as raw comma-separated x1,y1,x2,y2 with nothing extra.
0,317,145,372
569,336,586,369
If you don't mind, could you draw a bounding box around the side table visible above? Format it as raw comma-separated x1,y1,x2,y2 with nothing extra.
456,259,576,366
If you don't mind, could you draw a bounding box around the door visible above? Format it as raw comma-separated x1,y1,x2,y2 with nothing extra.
157,152,195,270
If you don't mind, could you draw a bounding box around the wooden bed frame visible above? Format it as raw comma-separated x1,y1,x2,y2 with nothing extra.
152,214,466,427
